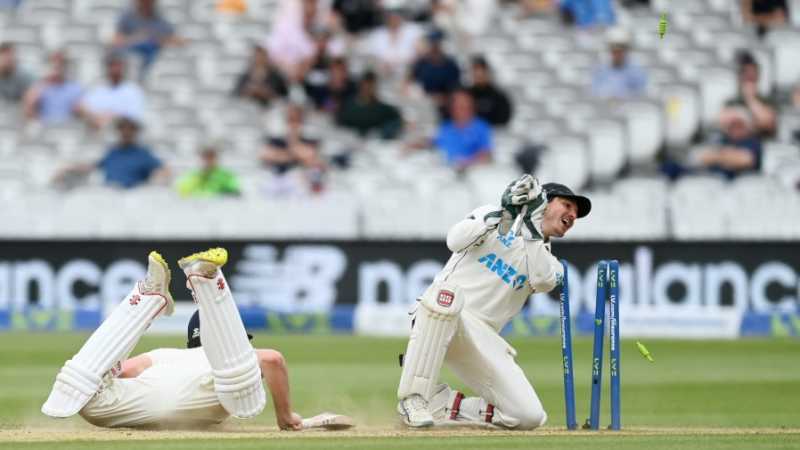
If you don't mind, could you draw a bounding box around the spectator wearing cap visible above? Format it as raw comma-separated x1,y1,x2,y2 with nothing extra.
695,106,762,179
366,6,424,78
590,28,647,99
22,50,83,124
54,117,170,189
176,147,240,197
722,52,776,138
261,104,327,194
0,42,33,102
560,0,615,27
336,71,403,139
233,45,288,108
76,53,145,130
409,29,461,109
741,0,788,38
306,57,356,113
417,89,492,170
112,0,184,76
467,56,512,127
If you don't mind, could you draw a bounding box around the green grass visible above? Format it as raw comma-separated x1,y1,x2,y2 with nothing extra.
1,333,798,449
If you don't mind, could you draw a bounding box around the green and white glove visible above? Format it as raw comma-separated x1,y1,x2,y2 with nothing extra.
519,188,548,241
501,174,541,219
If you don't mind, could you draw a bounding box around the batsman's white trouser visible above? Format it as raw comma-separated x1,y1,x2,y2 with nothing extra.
80,348,229,428
41,284,169,418
443,311,547,430
187,268,266,419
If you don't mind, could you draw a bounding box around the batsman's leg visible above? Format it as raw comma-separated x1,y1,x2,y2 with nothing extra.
397,284,464,428
42,251,174,418
180,247,266,419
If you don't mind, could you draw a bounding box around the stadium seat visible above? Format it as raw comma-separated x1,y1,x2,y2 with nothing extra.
765,29,800,91
619,101,664,165
661,84,701,148
698,66,737,127
669,175,728,240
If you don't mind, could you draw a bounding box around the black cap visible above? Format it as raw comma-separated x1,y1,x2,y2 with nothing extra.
187,310,253,349
543,182,591,218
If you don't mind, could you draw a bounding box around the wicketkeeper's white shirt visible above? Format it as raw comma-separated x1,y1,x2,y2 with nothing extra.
421,205,563,332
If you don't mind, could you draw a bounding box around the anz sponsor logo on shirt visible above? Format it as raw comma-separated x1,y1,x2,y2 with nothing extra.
477,253,527,290
496,230,516,248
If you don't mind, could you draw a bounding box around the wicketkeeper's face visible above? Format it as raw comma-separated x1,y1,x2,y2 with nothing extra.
541,197,578,239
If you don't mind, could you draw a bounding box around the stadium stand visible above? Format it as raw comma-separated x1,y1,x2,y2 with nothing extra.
0,0,799,241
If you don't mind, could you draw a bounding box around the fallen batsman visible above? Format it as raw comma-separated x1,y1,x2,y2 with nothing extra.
41,248,353,431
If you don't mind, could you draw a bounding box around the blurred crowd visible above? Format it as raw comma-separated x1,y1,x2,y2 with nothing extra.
0,0,798,198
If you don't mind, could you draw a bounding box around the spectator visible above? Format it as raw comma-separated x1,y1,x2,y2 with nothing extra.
336,71,403,139
590,28,647,99
265,0,328,82
216,0,247,15
0,42,33,102
413,89,492,170
261,104,327,194
432,0,498,50
695,107,762,179
518,0,558,17
54,117,170,189
723,52,776,138
409,29,461,109
77,53,145,130
233,45,288,107
302,28,346,106
331,0,382,34
366,6,424,78
176,147,240,197
741,0,788,38
22,50,82,124
467,56,512,127
112,0,183,76
560,0,615,28
306,57,356,113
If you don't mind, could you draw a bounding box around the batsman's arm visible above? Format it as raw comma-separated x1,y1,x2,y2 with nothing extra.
118,354,153,379
446,205,506,253
256,349,302,431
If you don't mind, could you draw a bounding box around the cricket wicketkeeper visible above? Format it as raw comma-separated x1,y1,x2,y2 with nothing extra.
41,248,352,431
396,175,591,429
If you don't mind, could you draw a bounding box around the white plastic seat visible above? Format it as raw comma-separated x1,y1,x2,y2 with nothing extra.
766,30,800,91
698,66,737,126
536,135,590,190
619,101,664,164
661,84,700,148
669,175,727,240
584,119,626,182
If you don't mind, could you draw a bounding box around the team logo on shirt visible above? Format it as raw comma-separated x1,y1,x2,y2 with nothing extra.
477,253,528,291
437,290,455,307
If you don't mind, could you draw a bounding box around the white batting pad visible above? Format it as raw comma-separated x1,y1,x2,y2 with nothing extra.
42,286,168,418
188,269,266,419
397,283,464,401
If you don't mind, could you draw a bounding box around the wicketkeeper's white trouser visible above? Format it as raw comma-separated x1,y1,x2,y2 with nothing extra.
442,311,547,430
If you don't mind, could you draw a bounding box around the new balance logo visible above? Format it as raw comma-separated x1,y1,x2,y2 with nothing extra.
217,278,225,290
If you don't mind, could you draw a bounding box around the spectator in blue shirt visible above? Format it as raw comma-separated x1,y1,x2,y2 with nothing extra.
560,0,615,28
54,117,170,189
111,0,184,76
427,89,492,170
697,107,762,179
22,50,82,124
409,29,461,110
590,28,647,99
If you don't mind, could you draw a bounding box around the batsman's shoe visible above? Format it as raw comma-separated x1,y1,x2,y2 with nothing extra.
178,247,228,277
140,251,175,316
397,394,434,428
